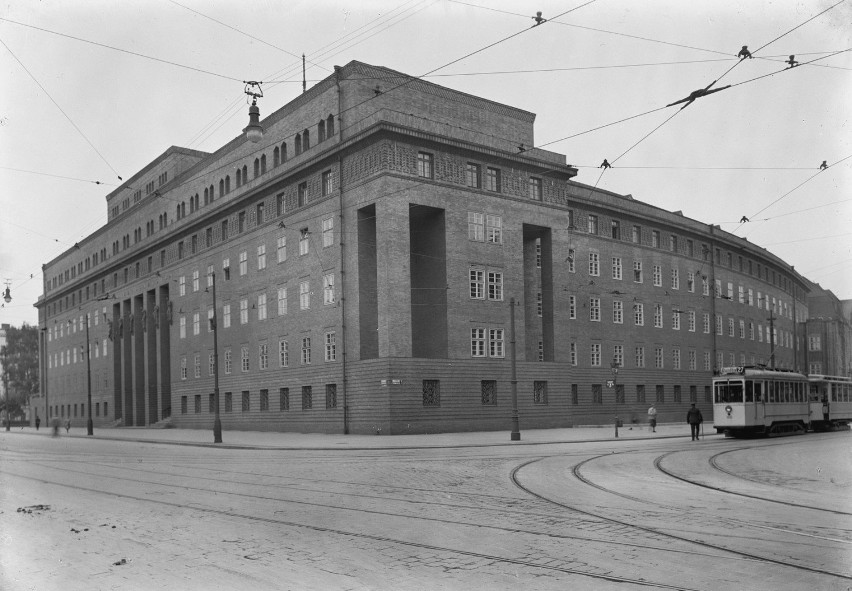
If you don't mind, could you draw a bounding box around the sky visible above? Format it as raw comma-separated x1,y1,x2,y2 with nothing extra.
0,0,850,328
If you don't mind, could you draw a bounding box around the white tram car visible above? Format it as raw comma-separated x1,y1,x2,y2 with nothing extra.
712,367,852,436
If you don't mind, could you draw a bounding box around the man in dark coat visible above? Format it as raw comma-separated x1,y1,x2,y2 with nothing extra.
687,403,703,441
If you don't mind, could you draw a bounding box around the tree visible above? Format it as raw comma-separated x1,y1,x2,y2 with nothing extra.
2,323,39,418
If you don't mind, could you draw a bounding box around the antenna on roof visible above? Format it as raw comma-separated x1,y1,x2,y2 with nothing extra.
302,54,306,94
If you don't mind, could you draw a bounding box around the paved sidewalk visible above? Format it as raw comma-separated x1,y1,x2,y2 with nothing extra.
8,421,717,449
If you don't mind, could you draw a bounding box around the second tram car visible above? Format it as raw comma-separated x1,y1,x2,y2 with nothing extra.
713,367,810,436
807,374,852,431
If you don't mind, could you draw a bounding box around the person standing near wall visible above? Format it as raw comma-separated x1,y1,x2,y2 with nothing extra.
687,403,703,441
647,405,657,432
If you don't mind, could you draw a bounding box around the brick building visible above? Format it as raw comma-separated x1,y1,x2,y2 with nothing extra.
802,283,852,377
36,61,816,434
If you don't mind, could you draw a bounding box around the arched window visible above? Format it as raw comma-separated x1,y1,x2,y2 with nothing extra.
194,193,199,210
176,204,181,219
327,114,335,137
260,154,267,174
210,184,215,201
241,165,247,181
189,197,194,213
281,142,288,162
236,168,242,187
254,158,260,178
225,176,230,193
273,147,280,167
203,187,209,204
303,128,310,150
182,202,186,217
219,179,225,196
295,133,302,155
318,119,326,142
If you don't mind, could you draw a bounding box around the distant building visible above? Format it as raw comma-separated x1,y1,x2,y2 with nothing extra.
37,61,818,434
802,283,852,377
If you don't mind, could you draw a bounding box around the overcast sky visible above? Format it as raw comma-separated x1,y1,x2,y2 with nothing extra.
1,0,850,328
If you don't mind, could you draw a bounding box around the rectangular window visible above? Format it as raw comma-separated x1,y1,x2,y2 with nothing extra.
533,381,548,404
324,332,337,362
320,273,334,305
652,230,660,248
423,380,441,406
179,276,186,296
613,300,623,324
180,356,187,380
673,348,681,370
587,215,598,235
591,343,601,366
259,389,269,411
321,218,334,249
194,354,200,378
301,337,311,364
279,388,289,411
240,298,248,324
613,344,623,367
301,386,313,410
298,182,308,207
636,384,646,403
567,249,575,273
481,380,496,405
635,346,645,368
225,392,233,412
241,346,249,372
611,220,621,239
589,251,600,276
417,152,434,178
239,251,248,276
193,312,200,336
299,228,309,256
279,340,289,367
689,350,697,371
703,312,710,334
466,163,481,188
468,212,484,241
671,268,679,290
529,177,542,200
322,170,333,196
242,391,250,412
612,257,622,280
688,310,696,332
632,225,641,243
655,347,664,369
486,215,502,244
485,167,501,192
590,297,600,322
654,304,663,328
653,265,662,287
656,385,665,403
299,280,310,310
223,304,231,328
489,329,505,358
469,268,484,299
179,316,186,339
488,271,503,301
276,287,288,316
634,303,644,326
325,384,337,409
633,260,643,283
257,293,267,320
592,384,602,405
224,348,232,374
258,343,268,370
471,328,486,357
672,310,680,330
257,244,267,270
569,342,577,366
569,295,577,319
277,236,287,263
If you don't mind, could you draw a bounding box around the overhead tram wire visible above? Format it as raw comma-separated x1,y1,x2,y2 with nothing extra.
0,36,124,183
0,166,118,186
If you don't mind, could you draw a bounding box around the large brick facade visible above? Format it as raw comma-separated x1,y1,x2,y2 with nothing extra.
37,61,814,435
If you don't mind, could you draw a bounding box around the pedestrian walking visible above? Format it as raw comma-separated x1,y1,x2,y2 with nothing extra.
687,403,703,441
647,405,657,432
64,419,71,434
35,416,41,430
51,418,60,437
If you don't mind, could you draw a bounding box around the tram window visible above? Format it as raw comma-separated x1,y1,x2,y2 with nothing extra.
832,384,838,402
715,383,743,403
745,381,754,402
754,382,762,402
809,384,820,401
769,382,775,403
784,382,791,403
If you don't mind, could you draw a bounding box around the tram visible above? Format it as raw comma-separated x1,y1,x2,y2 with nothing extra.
807,374,852,431
712,367,810,436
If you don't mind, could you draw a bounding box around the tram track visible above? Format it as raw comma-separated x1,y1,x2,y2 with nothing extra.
511,456,852,582
1,464,703,591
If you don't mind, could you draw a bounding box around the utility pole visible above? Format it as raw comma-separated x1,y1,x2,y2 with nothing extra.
3,346,9,431
767,308,776,369
509,297,520,441
210,272,222,443
85,314,93,435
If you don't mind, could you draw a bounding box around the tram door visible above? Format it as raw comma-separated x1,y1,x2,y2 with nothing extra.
749,380,765,425
808,383,825,426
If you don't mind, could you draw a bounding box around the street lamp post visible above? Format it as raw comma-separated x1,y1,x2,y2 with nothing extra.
85,314,93,436
611,359,620,438
509,297,520,441
210,272,222,443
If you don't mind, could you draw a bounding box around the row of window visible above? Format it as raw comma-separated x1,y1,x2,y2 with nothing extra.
180,384,337,414
180,333,337,379
422,379,712,407
49,401,108,419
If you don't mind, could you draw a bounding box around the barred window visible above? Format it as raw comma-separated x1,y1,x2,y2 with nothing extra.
481,380,496,405
279,387,290,411
615,385,625,404
241,391,250,412
592,384,602,404
656,385,665,403
636,384,646,403
225,392,232,412
673,385,682,403
194,394,201,414
301,386,312,409
423,380,440,406
533,380,548,404
571,384,578,405
260,389,269,411
326,384,337,409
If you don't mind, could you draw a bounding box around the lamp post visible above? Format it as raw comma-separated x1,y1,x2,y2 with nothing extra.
509,297,520,441
3,346,9,432
243,82,264,143
84,314,93,436
611,359,620,437
210,271,222,443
